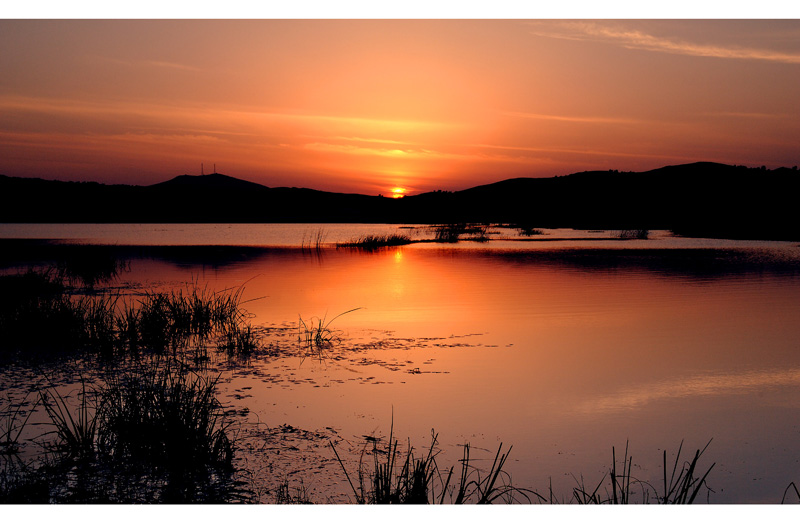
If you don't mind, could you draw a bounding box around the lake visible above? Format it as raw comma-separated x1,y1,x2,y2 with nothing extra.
2,223,800,503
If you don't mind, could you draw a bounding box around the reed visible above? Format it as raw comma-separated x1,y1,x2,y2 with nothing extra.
39,378,98,460
432,223,467,242
331,423,535,504
336,234,412,250
95,359,239,502
275,478,312,504
570,440,714,504
298,308,361,360
617,229,650,240
782,482,800,504
301,229,327,251
1,269,262,361
0,394,38,455
516,225,544,236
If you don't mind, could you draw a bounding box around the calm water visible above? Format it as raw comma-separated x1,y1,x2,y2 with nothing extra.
3,223,800,503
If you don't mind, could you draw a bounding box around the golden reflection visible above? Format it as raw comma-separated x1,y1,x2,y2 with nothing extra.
576,367,800,414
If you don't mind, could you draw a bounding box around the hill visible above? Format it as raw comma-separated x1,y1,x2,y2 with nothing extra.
1,163,799,240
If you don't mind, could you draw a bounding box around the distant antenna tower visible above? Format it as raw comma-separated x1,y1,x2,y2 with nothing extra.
213,164,216,173
201,163,204,176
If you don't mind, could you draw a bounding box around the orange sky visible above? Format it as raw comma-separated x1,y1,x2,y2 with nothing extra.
1,19,799,195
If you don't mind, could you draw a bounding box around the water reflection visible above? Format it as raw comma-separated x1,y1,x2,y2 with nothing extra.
3,241,800,503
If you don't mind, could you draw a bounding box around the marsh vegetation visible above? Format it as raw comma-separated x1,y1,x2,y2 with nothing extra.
3,235,800,504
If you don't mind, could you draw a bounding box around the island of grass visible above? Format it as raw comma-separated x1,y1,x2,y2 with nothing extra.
336,234,414,250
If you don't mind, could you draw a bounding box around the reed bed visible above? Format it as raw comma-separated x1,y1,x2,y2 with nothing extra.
566,440,715,504
516,225,544,236
0,270,262,361
0,394,38,456
331,422,536,504
616,229,650,240
2,359,245,503
430,223,493,243
336,234,413,250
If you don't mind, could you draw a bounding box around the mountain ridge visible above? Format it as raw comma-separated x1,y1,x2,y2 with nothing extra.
1,163,799,240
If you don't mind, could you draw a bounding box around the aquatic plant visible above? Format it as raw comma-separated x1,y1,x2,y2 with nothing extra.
445,442,536,504
782,482,800,504
275,478,313,504
516,225,544,236
0,269,262,362
336,234,413,250
430,223,493,243
40,379,99,461
330,422,536,504
0,394,38,456
301,229,327,251
331,421,438,504
298,307,361,360
432,223,467,243
569,440,714,504
617,229,650,240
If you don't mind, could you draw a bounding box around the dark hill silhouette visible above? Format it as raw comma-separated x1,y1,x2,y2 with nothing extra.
151,173,269,192
1,162,799,240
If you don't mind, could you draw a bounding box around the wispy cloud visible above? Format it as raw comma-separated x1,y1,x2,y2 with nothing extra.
94,55,203,72
469,142,697,162
0,95,450,136
504,111,643,125
704,111,790,120
142,60,203,72
528,21,800,64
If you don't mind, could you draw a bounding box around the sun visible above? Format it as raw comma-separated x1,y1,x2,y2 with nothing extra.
390,187,407,198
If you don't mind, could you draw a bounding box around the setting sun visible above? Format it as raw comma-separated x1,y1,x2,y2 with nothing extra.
390,187,407,198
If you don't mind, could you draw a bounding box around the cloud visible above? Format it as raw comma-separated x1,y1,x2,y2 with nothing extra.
504,111,643,125
94,55,203,72
528,21,800,64
142,60,203,72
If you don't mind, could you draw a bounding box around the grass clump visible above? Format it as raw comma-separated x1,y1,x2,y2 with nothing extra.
0,270,262,362
516,225,544,237
616,229,650,240
301,229,327,251
568,440,714,504
331,421,535,504
0,394,38,456
298,308,361,361
2,359,244,503
430,223,492,243
337,234,413,250
40,379,98,461
96,360,238,502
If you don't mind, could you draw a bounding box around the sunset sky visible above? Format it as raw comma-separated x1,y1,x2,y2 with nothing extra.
1,18,799,195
